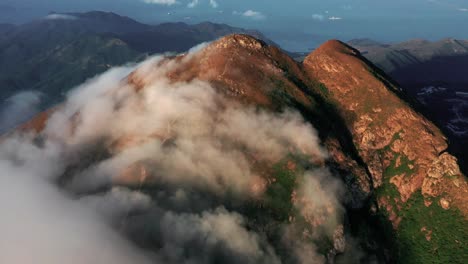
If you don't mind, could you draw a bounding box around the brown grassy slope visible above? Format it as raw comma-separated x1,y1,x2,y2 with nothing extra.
18,35,371,196
128,34,373,195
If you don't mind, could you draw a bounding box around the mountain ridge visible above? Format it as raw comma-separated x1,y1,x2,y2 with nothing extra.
18,34,468,263
349,37,468,176
0,11,277,107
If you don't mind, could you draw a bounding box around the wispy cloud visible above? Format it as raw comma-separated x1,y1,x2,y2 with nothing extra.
0,91,43,133
328,16,343,21
312,14,325,21
187,0,199,8
187,0,217,9
459,8,468,12
44,14,77,20
234,10,266,20
142,0,177,5
209,0,218,8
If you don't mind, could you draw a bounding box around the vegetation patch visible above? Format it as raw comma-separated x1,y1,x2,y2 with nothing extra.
316,82,330,96
379,132,416,182
383,153,415,178
264,160,299,221
372,129,467,263
396,192,467,264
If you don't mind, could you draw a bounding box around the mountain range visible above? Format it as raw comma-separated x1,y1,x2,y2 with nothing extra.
348,38,468,85
0,11,275,105
14,34,468,264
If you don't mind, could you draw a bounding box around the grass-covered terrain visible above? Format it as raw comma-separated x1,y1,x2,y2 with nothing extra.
244,154,305,224
396,192,467,264
241,153,343,261
375,132,467,263
263,160,299,221
375,187,468,263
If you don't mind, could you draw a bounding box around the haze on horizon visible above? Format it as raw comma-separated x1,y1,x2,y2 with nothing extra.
1,0,468,51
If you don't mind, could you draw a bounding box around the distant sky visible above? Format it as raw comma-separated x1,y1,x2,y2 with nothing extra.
1,0,468,51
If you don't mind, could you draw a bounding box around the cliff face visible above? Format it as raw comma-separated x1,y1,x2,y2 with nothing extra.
17,35,467,263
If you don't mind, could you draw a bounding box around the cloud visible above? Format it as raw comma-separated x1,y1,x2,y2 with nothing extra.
329,16,343,20
142,0,178,5
0,45,352,263
44,14,77,20
312,14,325,21
234,10,266,20
187,41,210,54
209,0,218,8
187,0,199,8
153,207,281,263
187,0,217,9
80,187,153,219
0,91,43,133
294,170,345,239
0,137,153,264
459,8,468,12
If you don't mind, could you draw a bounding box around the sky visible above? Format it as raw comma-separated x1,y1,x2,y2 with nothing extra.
1,0,468,51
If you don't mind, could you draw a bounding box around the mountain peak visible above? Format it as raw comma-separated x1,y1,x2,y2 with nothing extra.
213,34,267,51
128,33,296,108
308,39,360,58
304,37,467,223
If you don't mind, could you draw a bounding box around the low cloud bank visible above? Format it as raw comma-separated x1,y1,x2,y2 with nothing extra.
0,45,353,263
44,14,77,20
0,91,43,133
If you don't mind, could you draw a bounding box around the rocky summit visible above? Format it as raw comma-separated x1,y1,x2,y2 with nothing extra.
15,34,468,263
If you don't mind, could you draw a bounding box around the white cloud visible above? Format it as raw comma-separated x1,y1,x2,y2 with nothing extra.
80,187,152,219
312,14,325,21
209,0,218,8
328,16,343,20
187,0,217,9
44,14,77,20
234,10,266,20
187,0,199,8
459,8,468,12
0,137,153,264
0,91,43,133
142,0,177,5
